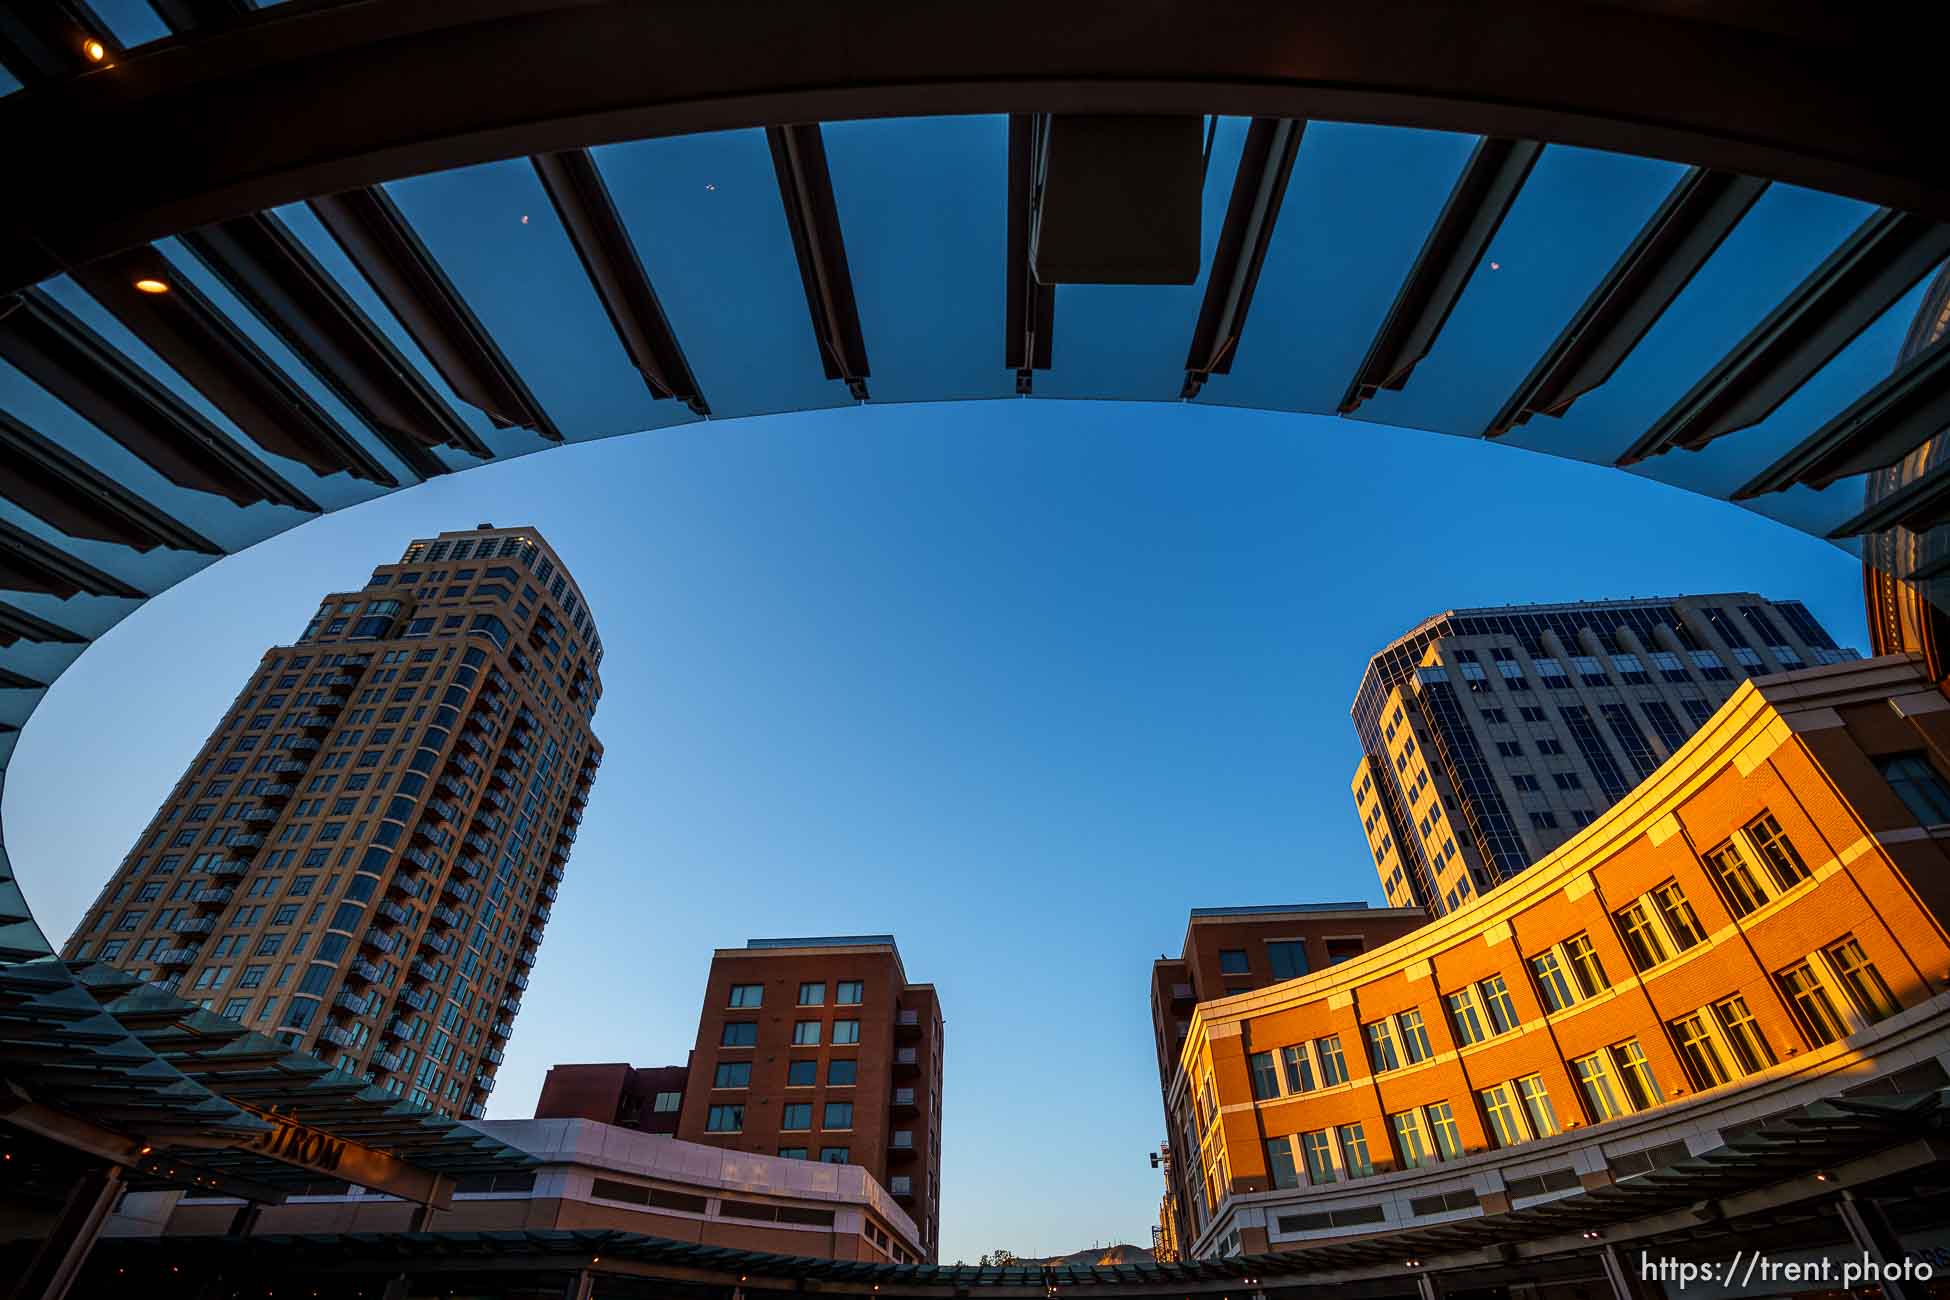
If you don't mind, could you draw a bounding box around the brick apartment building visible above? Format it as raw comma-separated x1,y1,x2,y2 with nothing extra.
536,1061,691,1134
1167,655,1950,1259
680,937,943,1260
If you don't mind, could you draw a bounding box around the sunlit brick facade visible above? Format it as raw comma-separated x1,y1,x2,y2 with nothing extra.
60,525,603,1119
1175,655,1950,1258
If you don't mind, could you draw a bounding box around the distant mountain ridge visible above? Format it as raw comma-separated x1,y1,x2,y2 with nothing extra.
1024,1245,1156,1267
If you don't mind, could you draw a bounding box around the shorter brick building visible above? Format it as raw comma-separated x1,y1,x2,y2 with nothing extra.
1165,655,1950,1260
679,936,943,1261
535,1061,690,1134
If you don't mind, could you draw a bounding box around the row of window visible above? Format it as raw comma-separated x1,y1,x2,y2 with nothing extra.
727,981,866,1008
720,1019,864,1047
713,1059,859,1088
705,1102,861,1133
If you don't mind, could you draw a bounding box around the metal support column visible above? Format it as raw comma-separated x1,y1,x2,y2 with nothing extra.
1415,1274,1440,1300
6,1163,122,1300
1601,1244,1662,1300
1838,1190,1930,1300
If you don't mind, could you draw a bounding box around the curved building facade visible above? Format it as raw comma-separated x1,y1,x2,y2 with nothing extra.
1167,655,1950,1259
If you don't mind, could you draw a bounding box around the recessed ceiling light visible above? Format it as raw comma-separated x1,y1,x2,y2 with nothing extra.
134,278,170,294
83,38,107,62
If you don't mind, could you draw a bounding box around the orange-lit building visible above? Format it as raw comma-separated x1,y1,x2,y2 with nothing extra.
1165,655,1950,1259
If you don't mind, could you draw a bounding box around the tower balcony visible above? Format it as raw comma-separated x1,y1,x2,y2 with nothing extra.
207,859,247,878
334,989,370,1015
227,833,265,851
384,1018,415,1042
319,1024,357,1049
346,958,383,984
545,861,565,883
891,1087,918,1114
189,885,233,906
398,987,432,1014
389,874,426,901
890,1176,914,1200
474,1072,496,1094
515,946,537,968
888,1132,917,1161
241,807,278,824
896,1009,921,1038
491,767,517,793
287,737,321,754
530,902,551,925
454,856,485,882
421,930,457,958
463,832,493,857
315,691,348,709
439,877,476,908
292,714,334,731
524,924,545,945
509,971,530,992
373,1049,403,1073
155,946,197,967
361,928,398,955
172,915,215,936
410,958,440,984
448,754,482,782
374,899,410,926
437,774,469,802
483,1044,505,1066
893,1047,919,1076
540,882,558,903
472,809,504,838
459,732,488,759
325,673,358,687
430,904,464,930
499,994,521,1016
481,786,509,814
488,1021,512,1040
401,847,438,873
257,783,296,802
426,797,459,824
270,759,308,775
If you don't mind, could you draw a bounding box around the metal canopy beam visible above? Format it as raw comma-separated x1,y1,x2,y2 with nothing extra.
0,291,319,512
1005,114,1056,395
0,1,1941,300
0,410,220,555
309,186,562,439
0,602,84,646
0,0,117,83
1620,209,1950,465
532,149,709,416
150,0,254,33
0,519,142,600
1339,137,1542,414
766,123,870,401
68,245,399,486
1486,168,1769,437
1830,459,1950,540
177,212,489,477
1182,117,1303,399
1738,336,1950,497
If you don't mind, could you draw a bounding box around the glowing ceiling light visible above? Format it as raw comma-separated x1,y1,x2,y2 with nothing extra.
83,38,107,62
133,278,170,294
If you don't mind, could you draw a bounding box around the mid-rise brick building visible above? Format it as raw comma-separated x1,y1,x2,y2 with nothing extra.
679,936,944,1261
536,1061,691,1134
60,525,603,1119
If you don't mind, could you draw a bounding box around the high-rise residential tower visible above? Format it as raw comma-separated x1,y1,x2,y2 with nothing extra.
1351,595,1854,916
60,525,603,1119
678,936,944,1261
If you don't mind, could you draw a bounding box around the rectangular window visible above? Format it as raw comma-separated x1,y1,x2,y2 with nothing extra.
1390,1111,1435,1170
1249,1051,1280,1099
780,1103,813,1130
784,1060,818,1087
1531,949,1578,1013
1651,882,1705,951
823,1102,854,1130
1266,1136,1301,1189
1877,753,1950,824
1746,813,1809,890
1396,1008,1433,1063
1705,839,1769,918
778,1147,808,1160
792,1021,821,1046
1338,1123,1375,1178
1300,1131,1337,1185
1779,961,1850,1046
820,1147,850,1164
1280,1044,1315,1094
713,1061,751,1088
1424,1101,1463,1160
1712,995,1775,1074
720,1022,758,1047
1266,940,1308,981
1669,1012,1731,1089
1515,1074,1560,1138
1479,1083,1528,1148
1562,933,1609,997
1611,1039,1664,1110
1363,1019,1402,1073
1574,1051,1628,1120
1478,975,1519,1033
705,1104,744,1132
1447,988,1488,1046
797,982,826,1005
835,981,864,1005
1826,937,1898,1023
833,1019,861,1045
1314,1034,1349,1086
1614,901,1669,971
653,1092,682,1112
727,983,763,1008
828,1058,857,1086
1218,949,1249,974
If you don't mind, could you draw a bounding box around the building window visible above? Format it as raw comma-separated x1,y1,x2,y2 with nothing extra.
720,1022,758,1047
1777,959,1848,1046
1573,1051,1628,1121
727,984,763,1008
1218,949,1249,975
1363,1019,1402,1074
1876,753,1950,824
1705,838,1769,918
792,1021,821,1046
653,1092,682,1112
1314,1034,1349,1086
778,1147,809,1160
1562,933,1609,997
1300,1131,1337,1185
1280,1044,1315,1094
835,981,864,1005
1249,1052,1280,1099
786,1060,817,1087
1479,975,1519,1034
820,1147,850,1164
823,1102,854,1130
1825,936,1899,1024
1396,1008,1433,1063
1424,1101,1464,1160
1266,1136,1301,1189
1390,1111,1435,1170
1746,813,1810,890
1338,1123,1375,1178
781,1103,813,1131
833,1019,860,1045
1530,949,1578,1013
1515,1075,1560,1138
705,1105,743,1132
1712,995,1775,1074
713,1062,751,1088
1614,900,1670,972
1611,1039,1663,1110
1266,940,1308,981
1650,882,1705,951
1446,987,1489,1047
1669,1011,1732,1089
1479,1083,1528,1148
829,1058,857,1086
798,982,826,1005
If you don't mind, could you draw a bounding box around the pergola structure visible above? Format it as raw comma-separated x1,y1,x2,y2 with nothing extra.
3,3,1950,1298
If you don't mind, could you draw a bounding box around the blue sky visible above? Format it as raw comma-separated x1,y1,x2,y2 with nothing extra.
3,398,1866,1260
